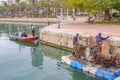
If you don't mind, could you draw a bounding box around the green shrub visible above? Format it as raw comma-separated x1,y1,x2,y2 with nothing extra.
112,12,117,17
115,14,120,17
96,20,120,25
112,12,120,18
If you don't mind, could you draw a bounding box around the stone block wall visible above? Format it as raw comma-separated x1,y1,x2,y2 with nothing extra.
40,29,74,50
39,28,120,55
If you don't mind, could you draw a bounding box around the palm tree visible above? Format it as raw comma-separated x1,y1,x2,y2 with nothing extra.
48,0,60,17
26,4,33,18
0,6,4,14
3,2,9,17
19,2,27,17
15,0,20,17
34,2,41,17
9,4,17,17
41,0,49,18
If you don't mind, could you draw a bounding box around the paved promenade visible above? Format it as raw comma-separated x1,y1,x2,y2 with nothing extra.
43,17,120,37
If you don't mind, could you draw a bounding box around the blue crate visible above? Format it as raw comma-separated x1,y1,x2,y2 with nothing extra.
70,60,83,70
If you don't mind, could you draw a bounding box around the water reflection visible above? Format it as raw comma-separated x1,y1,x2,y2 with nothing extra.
41,44,70,60
10,40,44,67
15,41,39,47
31,47,43,67
10,41,38,53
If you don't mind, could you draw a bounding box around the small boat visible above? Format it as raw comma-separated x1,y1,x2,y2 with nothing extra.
10,32,39,44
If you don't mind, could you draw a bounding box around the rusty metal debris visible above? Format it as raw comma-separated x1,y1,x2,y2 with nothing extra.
73,36,120,68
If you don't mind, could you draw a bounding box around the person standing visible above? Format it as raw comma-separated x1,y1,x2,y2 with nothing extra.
57,14,60,29
95,32,110,45
72,14,76,21
95,32,110,54
73,33,80,59
31,24,35,36
47,19,50,26
73,33,79,46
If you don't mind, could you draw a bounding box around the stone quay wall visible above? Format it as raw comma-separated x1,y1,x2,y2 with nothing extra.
39,27,120,54
39,28,74,51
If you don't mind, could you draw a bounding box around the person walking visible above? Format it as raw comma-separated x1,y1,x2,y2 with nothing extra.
31,24,35,36
71,14,76,21
57,14,60,29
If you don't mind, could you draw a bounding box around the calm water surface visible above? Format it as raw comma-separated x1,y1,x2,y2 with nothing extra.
0,24,103,80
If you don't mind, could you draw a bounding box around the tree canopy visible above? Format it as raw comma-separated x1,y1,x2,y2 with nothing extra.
62,0,120,20
62,0,120,13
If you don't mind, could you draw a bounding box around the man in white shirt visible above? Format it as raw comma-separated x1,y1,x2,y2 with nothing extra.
31,24,35,36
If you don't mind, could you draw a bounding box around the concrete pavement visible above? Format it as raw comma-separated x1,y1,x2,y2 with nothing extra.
45,16,120,37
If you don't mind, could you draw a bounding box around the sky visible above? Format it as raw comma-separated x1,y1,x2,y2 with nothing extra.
0,0,7,6
0,0,7,1
0,0,6,2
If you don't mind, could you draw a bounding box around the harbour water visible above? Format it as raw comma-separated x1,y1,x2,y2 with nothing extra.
0,24,102,80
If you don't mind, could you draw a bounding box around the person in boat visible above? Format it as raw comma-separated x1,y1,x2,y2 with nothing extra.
21,31,27,37
31,24,35,36
95,32,110,45
15,32,19,36
15,31,27,37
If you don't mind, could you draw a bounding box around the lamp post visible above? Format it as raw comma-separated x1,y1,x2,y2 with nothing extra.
73,9,75,16
67,8,69,16
60,8,63,16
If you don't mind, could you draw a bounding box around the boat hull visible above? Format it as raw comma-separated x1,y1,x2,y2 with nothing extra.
10,35,38,44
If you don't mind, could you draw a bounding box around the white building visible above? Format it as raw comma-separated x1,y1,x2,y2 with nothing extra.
6,0,40,5
0,1,6,6
7,0,15,5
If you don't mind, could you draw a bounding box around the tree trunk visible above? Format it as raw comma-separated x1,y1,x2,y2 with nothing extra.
104,8,111,21
46,6,48,18
53,7,56,18
11,9,14,17
39,8,40,18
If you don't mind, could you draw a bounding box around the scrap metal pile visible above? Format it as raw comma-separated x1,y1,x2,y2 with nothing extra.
74,36,120,68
